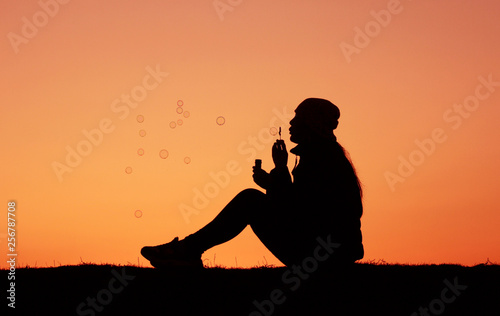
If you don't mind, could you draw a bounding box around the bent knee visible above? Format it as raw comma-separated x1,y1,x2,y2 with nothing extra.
237,188,266,199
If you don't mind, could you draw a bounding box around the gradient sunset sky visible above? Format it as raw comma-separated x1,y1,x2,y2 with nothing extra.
1,0,499,269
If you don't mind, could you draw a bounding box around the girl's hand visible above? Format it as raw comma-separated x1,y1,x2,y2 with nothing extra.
272,140,288,168
252,167,271,189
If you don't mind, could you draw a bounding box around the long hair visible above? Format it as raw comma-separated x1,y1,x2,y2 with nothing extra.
295,97,363,216
336,142,363,216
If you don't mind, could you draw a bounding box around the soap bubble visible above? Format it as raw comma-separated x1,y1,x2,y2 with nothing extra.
184,157,191,164
137,115,144,123
134,210,143,218
177,119,183,126
137,148,144,156
270,127,278,136
139,129,146,137
176,107,183,114
177,100,183,107
183,111,190,118
169,121,176,129
159,149,169,159
125,166,133,174
216,116,225,125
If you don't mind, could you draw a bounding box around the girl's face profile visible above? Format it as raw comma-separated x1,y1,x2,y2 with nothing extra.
289,111,310,144
290,100,339,143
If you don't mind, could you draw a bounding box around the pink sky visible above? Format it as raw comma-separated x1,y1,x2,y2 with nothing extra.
1,0,499,269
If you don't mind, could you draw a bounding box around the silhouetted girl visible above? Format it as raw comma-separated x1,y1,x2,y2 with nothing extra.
141,98,364,269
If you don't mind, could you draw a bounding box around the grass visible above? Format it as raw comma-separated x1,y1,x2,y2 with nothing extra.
2,259,499,315
5,256,497,270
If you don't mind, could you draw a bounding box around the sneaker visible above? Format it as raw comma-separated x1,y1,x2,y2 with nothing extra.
141,237,203,269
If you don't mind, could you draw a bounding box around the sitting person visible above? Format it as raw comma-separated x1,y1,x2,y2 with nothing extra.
141,98,364,269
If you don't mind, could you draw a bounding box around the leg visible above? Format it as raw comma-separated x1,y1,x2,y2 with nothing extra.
142,188,294,268
184,188,301,267
183,188,269,254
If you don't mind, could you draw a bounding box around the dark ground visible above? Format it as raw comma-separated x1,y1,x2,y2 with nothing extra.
2,263,499,316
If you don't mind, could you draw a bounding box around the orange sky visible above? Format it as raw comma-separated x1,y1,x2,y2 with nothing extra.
1,0,499,269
